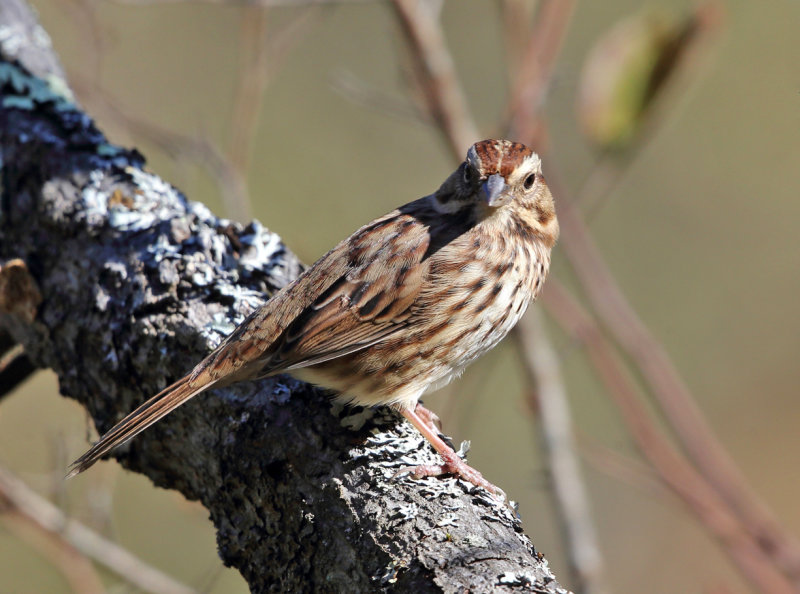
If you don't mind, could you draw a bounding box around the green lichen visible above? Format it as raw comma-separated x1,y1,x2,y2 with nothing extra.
0,61,74,112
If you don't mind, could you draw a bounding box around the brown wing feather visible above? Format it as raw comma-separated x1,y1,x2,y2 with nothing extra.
252,209,431,376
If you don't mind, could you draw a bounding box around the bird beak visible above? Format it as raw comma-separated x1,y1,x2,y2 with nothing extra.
482,174,508,207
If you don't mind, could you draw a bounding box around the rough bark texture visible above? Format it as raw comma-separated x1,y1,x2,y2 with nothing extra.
0,2,568,592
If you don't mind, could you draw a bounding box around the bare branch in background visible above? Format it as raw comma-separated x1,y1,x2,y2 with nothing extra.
227,5,318,220
390,0,479,156
506,0,576,146
541,280,796,593
498,0,800,585
549,169,800,581
500,4,608,592
1,511,106,594
518,310,606,594
0,467,197,594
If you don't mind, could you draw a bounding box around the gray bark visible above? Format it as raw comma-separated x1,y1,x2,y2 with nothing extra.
0,2,568,592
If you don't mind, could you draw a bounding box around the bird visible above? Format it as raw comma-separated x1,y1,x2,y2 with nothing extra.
68,139,559,495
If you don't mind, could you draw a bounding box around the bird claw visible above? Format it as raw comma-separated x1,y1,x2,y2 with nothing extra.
393,459,506,500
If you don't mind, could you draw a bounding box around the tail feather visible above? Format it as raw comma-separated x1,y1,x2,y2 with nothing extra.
67,374,215,478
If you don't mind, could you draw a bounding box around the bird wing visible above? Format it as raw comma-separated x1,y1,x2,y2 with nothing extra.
268,211,431,372
201,207,432,382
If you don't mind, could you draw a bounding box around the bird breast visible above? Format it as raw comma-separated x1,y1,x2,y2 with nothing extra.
417,226,550,394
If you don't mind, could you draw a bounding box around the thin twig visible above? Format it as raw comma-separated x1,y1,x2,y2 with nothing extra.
331,70,428,125
1,508,106,594
517,310,606,594
225,5,270,221
0,466,198,594
390,0,479,156
576,433,666,500
540,280,796,594
506,0,575,146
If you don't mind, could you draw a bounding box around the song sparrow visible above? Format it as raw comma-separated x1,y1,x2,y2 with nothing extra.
68,139,559,495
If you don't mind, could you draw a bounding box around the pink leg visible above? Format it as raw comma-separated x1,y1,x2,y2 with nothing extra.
414,401,442,434
397,405,504,497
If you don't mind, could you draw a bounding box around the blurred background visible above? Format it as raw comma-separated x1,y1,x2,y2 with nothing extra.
1,0,799,592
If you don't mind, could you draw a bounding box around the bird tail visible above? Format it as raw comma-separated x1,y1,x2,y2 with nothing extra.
66,373,216,478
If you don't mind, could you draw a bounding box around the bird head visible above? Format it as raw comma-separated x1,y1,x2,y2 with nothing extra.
433,139,558,245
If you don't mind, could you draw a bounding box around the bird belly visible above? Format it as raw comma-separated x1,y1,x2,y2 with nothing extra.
294,273,537,410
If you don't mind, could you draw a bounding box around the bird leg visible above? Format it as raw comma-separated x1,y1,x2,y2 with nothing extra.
413,401,442,434
396,405,504,497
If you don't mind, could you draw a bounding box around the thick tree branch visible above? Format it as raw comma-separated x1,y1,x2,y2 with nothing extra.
0,1,567,592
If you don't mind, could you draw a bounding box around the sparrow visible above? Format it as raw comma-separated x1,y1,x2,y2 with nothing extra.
68,139,559,495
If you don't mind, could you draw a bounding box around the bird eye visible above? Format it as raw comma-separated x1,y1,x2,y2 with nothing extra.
523,173,536,190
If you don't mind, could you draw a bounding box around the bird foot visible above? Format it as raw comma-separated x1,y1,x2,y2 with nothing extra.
395,404,505,499
394,450,505,499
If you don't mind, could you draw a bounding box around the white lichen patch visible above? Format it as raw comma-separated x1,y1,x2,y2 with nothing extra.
344,414,511,511
386,501,418,522
338,407,376,431
498,570,535,586
81,170,109,220
119,167,189,227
